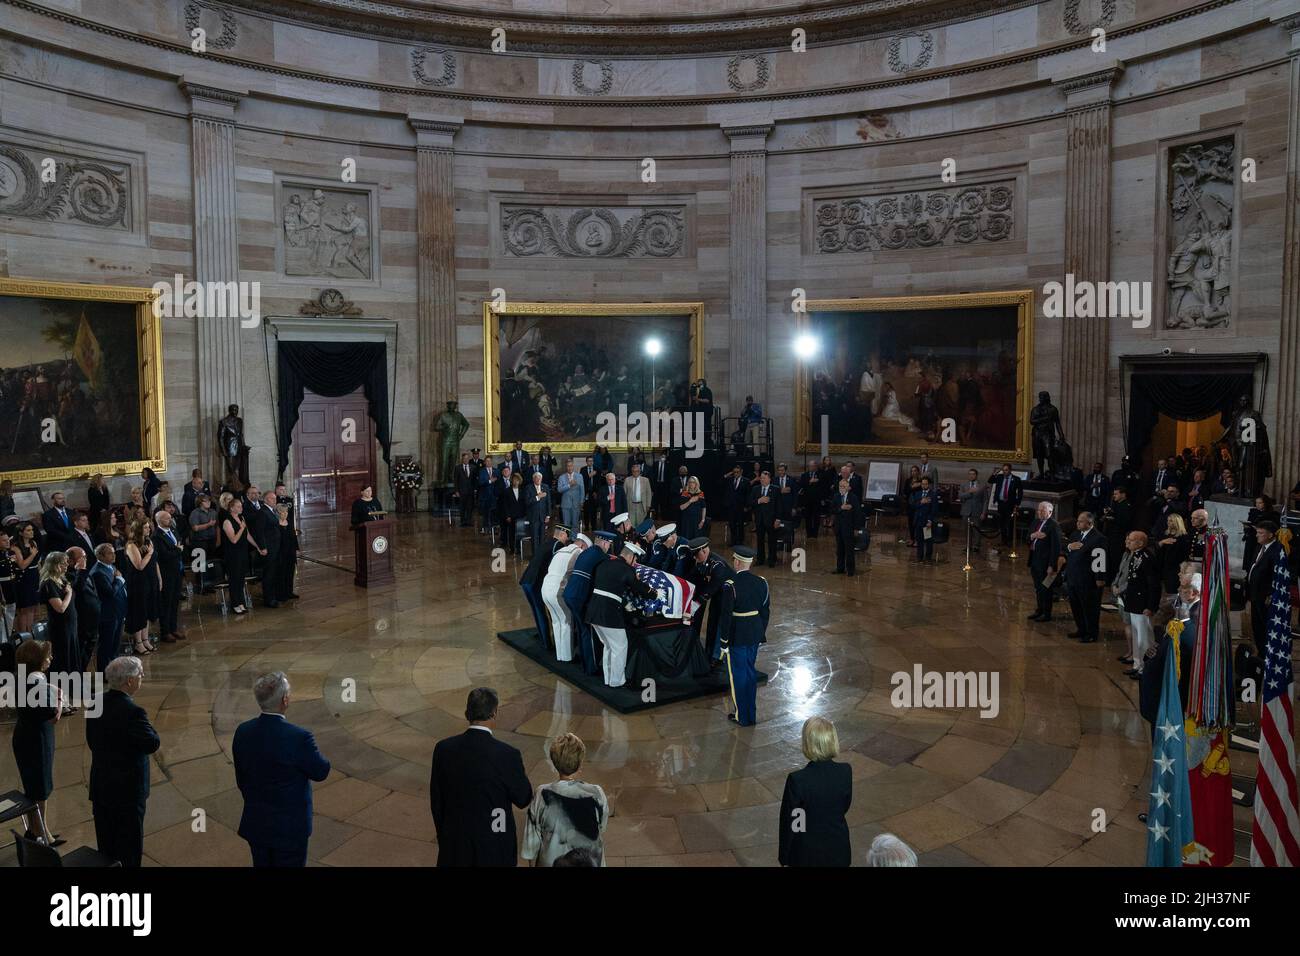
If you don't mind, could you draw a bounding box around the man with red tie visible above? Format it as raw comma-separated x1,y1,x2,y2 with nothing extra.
597,472,627,532
987,463,1022,551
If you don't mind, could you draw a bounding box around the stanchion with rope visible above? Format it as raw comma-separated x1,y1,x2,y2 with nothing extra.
963,519,973,572
1008,510,1019,559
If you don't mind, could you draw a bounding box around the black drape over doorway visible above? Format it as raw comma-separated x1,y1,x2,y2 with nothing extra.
1124,357,1258,464
276,341,392,478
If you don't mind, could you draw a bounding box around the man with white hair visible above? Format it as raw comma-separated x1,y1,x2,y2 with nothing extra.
232,671,331,867
868,833,918,867
1026,501,1062,622
585,541,658,687
86,656,159,867
542,533,588,661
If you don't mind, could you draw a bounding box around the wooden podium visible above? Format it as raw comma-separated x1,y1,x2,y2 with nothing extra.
354,518,394,588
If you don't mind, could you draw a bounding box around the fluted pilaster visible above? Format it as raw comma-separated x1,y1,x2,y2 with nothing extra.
181,79,245,479
724,124,772,416
1274,16,1300,500
1053,65,1121,469
410,116,462,485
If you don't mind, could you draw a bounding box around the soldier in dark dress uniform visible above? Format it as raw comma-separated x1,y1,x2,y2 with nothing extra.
584,541,657,688
686,536,733,663
521,524,570,650
717,545,769,726
564,531,615,676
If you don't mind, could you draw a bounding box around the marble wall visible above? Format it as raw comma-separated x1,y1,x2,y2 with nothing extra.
1,0,1298,501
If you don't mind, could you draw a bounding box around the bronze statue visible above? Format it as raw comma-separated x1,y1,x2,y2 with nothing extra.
432,399,469,486
217,404,249,488
1218,395,1272,498
1029,390,1067,479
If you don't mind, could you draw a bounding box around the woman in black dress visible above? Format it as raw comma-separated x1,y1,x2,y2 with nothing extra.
0,528,15,638
11,639,62,844
86,473,110,529
778,716,852,867
275,504,299,601
95,507,124,554
222,498,255,615
123,519,159,654
903,465,923,547
140,467,161,507
1154,513,1192,623
38,552,77,697
12,521,41,634
677,475,707,540
350,484,384,529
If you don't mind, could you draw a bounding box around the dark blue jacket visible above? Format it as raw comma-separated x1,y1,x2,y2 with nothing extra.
87,689,160,807
233,713,331,849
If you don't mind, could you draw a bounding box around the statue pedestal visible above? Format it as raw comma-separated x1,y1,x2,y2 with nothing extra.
1022,486,1078,523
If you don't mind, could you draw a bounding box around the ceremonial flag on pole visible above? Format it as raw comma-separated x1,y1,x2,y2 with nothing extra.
1146,634,1196,867
71,310,103,389
1250,554,1299,866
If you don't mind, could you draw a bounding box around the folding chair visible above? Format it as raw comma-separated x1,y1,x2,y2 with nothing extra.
11,829,119,867
0,790,51,847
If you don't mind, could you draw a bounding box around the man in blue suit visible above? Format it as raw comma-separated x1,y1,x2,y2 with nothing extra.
88,545,121,672
232,671,332,867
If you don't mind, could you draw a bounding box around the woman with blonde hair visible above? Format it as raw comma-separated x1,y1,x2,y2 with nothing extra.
778,716,852,867
38,550,78,693
1154,512,1191,625
678,475,707,540
521,733,609,867
124,519,159,654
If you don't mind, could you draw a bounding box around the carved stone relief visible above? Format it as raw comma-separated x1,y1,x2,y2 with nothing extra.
501,205,687,258
1164,137,1234,330
887,31,933,73
1064,0,1116,36
411,48,456,87
813,182,1014,253
0,142,130,230
727,54,770,92
279,183,375,279
184,1,239,49
572,60,614,96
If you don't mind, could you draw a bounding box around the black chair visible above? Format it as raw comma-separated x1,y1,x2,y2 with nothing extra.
0,789,50,845
10,829,119,867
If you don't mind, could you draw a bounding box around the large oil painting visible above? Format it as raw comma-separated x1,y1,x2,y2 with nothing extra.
797,291,1033,461
0,278,165,485
484,301,703,453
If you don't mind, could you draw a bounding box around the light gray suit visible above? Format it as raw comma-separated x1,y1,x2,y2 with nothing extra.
557,470,585,531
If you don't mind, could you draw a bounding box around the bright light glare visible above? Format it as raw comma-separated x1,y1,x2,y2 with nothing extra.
644,338,663,357
793,334,819,359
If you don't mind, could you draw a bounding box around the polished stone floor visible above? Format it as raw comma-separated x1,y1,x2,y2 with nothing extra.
0,510,1263,867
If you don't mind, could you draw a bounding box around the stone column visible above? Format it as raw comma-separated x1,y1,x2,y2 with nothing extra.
1051,65,1122,471
723,124,772,416
180,79,245,480
409,116,462,486
1274,16,1300,500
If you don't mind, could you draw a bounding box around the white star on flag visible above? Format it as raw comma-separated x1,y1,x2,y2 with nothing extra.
1149,786,1170,808
1154,752,1175,775
1158,720,1180,742
1148,820,1169,843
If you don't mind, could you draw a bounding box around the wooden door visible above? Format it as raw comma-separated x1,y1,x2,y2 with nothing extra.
292,387,375,517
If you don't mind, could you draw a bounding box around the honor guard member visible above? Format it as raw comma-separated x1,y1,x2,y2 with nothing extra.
564,530,616,676
585,541,659,688
542,533,588,662
717,545,770,726
649,524,677,571
612,512,633,540
687,536,734,663
633,518,656,551
521,524,571,650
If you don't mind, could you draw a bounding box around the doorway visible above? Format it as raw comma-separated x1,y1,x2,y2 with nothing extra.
292,387,376,516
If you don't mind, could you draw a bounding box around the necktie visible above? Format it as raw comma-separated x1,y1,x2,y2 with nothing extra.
762,486,769,498
1002,477,1010,500
1032,520,1041,548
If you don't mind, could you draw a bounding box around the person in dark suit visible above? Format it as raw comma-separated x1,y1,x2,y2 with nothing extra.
496,469,525,550
87,656,160,867
1148,484,1187,539
349,484,384,529
10,639,61,843
798,462,823,538
722,466,749,547
716,545,770,726
831,478,861,577
429,687,534,867
778,716,851,867
1139,577,1198,737
1081,462,1111,515
1245,518,1284,656
911,476,937,562
1058,510,1108,643
180,470,211,517
650,452,672,519
88,544,122,672
525,471,551,549
42,491,76,553
748,470,779,567
151,509,186,639
249,490,281,607
508,442,532,479
1025,501,1063,621
1150,457,1182,499
87,474,112,529
987,463,1022,549
67,546,101,672
454,452,477,527
1101,486,1134,579
773,464,797,560
233,672,332,867
596,471,627,532
476,455,498,534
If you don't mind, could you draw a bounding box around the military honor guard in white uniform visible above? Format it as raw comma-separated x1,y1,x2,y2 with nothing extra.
542,533,589,662
717,545,770,726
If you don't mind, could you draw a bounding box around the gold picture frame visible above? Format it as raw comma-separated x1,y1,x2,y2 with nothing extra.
795,290,1034,462
483,300,705,455
0,277,166,485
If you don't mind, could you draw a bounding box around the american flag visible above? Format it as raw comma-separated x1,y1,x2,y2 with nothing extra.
1250,556,1299,866
632,564,697,620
